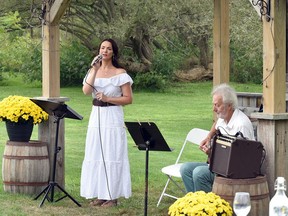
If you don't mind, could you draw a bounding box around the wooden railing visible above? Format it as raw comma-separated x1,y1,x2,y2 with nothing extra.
237,92,262,140
237,92,262,116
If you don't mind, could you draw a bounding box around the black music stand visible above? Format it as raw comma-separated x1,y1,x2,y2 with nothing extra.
125,122,171,216
30,98,83,207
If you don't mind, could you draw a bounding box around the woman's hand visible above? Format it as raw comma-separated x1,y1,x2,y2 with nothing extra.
90,55,102,68
95,92,107,102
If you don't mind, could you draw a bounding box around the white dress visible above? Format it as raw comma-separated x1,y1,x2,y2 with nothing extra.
80,73,133,200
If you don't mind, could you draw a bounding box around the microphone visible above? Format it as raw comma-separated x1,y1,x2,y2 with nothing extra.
92,54,103,66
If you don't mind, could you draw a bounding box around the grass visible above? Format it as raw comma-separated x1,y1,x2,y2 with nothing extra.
0,74,262,215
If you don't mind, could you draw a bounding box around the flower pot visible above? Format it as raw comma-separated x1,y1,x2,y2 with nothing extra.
5,120,34,142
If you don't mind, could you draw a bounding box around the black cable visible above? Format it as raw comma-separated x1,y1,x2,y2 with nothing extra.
84,68,98,93
97,107,113,201
235,131,246,139
259,147,266,175
84,69,113,201
216,126,247,139
262,18,276,87
216,126,234,137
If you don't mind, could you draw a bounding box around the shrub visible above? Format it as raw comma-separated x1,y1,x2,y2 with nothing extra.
21,42,42,83
151,49,181,80
230,40,263,84
60,40,92,86
21,39,92,86
133,71,167,91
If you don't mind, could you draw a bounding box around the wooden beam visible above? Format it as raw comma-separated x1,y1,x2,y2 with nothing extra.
42,25,60,97
213,0,230,86
253,0,287,197
40,0,71,187
262,0,286,113
48,0,71,25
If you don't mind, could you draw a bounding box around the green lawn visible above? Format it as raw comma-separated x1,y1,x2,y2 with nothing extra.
0,75,262,216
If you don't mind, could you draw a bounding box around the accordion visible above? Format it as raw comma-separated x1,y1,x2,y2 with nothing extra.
209,132,265,179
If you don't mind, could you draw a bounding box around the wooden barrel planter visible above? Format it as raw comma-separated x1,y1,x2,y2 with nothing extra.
2,140,50,195
212,175,270,216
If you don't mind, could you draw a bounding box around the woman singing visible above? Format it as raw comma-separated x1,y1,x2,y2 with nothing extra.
81,38,133,207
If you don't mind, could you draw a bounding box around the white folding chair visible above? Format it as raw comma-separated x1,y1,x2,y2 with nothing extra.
157,128,210,207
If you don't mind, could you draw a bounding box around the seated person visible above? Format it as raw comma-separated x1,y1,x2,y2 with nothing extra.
180,83,255,192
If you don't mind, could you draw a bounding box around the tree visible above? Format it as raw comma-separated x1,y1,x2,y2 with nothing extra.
0,0,263,84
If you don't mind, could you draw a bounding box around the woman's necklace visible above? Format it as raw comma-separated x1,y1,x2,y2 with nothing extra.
101,66,114,77
102,69,110,76
104,69,109,75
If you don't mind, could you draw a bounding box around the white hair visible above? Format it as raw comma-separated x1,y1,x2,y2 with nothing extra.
211,83,238,109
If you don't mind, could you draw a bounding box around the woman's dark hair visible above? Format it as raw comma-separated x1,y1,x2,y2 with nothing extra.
98,38,122,68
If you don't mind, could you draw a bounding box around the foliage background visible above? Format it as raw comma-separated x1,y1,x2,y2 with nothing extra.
0,0,263,89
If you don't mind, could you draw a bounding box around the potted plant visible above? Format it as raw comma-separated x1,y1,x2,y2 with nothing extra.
0,95,49,142
168,191,233,216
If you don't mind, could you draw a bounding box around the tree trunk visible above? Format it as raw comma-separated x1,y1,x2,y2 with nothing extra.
130,26,153,66
198,35,210,69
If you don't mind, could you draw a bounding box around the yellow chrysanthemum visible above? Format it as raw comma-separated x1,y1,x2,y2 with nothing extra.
168,191,233,216
0,95,49,124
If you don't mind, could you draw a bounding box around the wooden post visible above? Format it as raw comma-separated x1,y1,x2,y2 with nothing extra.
213,0,230,86
42,25,60,97
212,0,230,121
39,0,71,188
262,0,286,114
38,113,65,188
251,113,288,198
252,0,287,198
